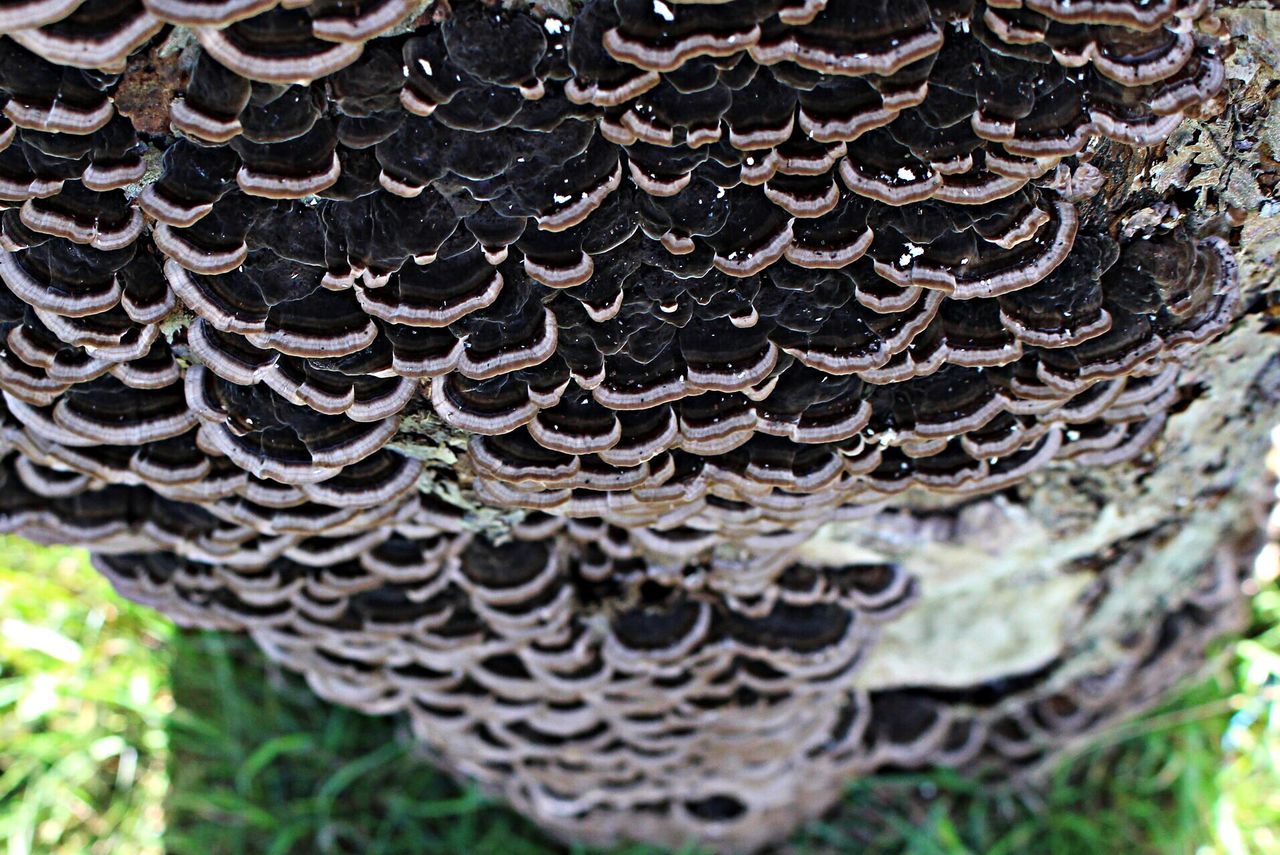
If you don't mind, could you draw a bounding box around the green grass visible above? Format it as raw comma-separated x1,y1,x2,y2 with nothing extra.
1,534,1278,854
164,631,558,855
0,539,172,855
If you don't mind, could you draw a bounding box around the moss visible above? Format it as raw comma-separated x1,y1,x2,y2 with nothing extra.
389,406,528,540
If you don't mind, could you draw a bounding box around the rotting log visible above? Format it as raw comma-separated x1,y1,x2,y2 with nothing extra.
0,1,1278,851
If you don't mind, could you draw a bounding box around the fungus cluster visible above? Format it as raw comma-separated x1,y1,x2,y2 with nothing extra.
0,0,1247,848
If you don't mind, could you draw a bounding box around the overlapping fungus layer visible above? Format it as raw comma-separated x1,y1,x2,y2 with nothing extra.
0,0,1244,848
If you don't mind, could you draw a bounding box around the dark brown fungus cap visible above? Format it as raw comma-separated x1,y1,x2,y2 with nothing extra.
603,0,767,73
141,0,275,26
6,0,163,74
194,8,365,84
138,140,240,228
0,0,86,30
309,0,414,45
0,41,114,134
233,121,341,198
761,4,940,76
442,3,547,87
169,53,252,144
1017,0,1204,30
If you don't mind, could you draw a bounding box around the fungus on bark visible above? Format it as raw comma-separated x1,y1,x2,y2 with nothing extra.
0,0,1270,850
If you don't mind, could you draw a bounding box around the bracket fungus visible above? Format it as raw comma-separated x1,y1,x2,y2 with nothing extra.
0,0,1276,850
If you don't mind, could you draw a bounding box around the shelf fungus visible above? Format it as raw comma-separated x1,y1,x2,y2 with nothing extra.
0,0,1268,850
